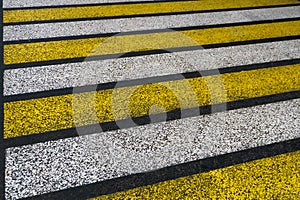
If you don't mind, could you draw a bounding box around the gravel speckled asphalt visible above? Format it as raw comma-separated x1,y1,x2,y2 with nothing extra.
2,0,300,199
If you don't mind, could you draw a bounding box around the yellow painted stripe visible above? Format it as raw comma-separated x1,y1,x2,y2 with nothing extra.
4,0,300,24
4,20,300,65
4,64,300,138
92,150,300,199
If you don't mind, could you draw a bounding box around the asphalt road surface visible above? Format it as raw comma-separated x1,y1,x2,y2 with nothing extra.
1,0,300,199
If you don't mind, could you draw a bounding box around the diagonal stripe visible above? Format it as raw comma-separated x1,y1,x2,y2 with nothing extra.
3,0,163,8
4,6,300,41
4,64,300,139
4,0,300,24
93,150,300,199
4,19,300,65
4,0,189,9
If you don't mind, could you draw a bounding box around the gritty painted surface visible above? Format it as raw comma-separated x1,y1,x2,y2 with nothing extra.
4,6,300,41
4,40,300,95
4,0,300,24
3,0,300,199
4,20,300,65
3,0,175,8
5,99,300,199
4,64,300,138
94,150,300,199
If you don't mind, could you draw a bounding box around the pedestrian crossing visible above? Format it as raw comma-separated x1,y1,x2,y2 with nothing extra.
1,0,300,199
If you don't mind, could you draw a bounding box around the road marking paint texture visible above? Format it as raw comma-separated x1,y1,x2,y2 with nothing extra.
92,150,300,199
4,40,300,96
4,63,300,138
3,0,300,199
4,0,300,24
3,0,181,8
4,6,300,41
5,99,300,199
0,0,5,198
4,19,300,65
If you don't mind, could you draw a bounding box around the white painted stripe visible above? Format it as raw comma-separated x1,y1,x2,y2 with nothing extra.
5,99,300,199
4,6,300,41
3,0,155,8
4,40,300,96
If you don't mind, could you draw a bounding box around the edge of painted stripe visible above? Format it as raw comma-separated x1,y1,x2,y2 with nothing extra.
3,0,195,10
4,90,300,148
4,4,300,26
4,35,300,69
4,58,300,102
4,17,300,45
22,136,300,200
